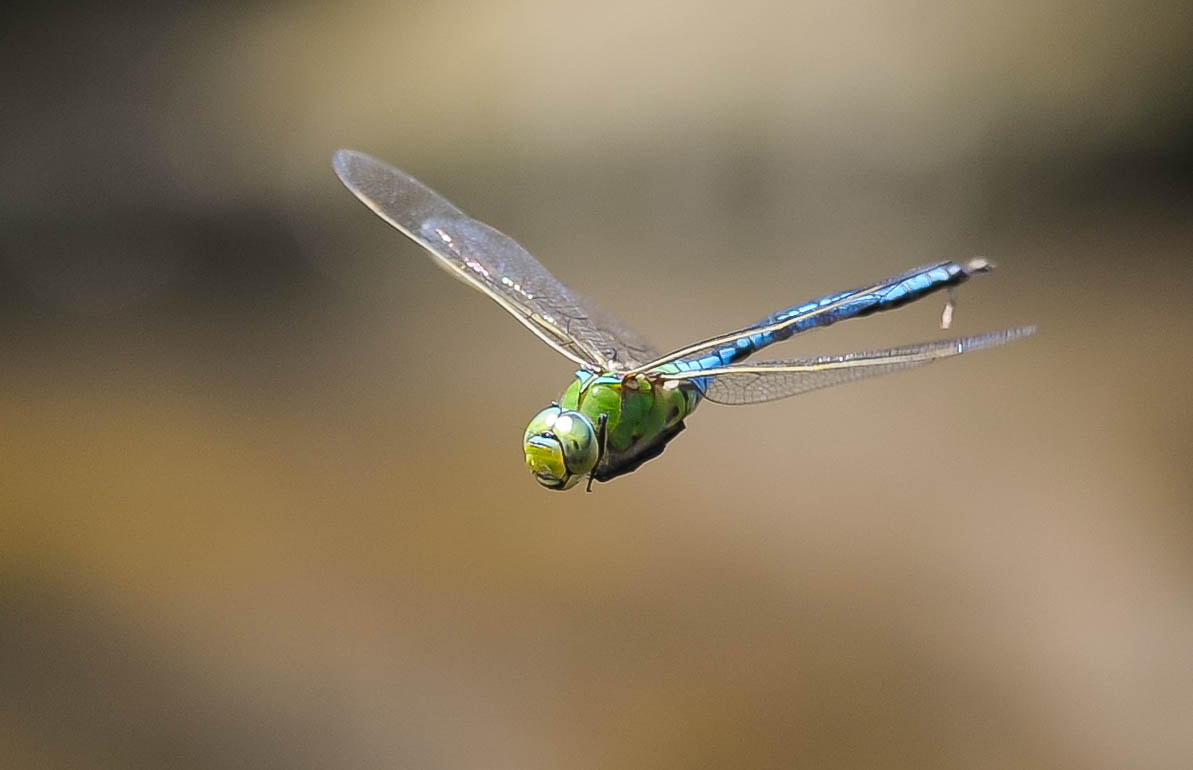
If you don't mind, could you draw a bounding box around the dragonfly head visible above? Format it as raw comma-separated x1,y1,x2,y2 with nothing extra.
523,405,599,490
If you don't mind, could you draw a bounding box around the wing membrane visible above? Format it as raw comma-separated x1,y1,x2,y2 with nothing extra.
333,150,657,369
660,326,1035,405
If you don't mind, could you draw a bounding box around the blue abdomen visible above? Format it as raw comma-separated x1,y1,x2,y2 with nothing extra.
675,260,983,385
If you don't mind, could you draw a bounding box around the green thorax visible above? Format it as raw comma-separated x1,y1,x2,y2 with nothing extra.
560,370,699,454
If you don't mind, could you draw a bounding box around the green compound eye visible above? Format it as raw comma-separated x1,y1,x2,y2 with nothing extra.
523,406,598,490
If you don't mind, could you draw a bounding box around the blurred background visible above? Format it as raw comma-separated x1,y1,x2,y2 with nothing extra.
2,1,1191,768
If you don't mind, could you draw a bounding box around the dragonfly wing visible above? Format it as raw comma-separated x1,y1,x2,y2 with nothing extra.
659,326,1035,405
333,150,655,370
571,289,661,366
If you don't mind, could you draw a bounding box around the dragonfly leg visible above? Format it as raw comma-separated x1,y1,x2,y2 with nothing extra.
586,412,609,493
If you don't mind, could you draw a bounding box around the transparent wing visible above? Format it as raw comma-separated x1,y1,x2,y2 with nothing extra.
570,289,661,368
333,150,657,370
659,326,1035,405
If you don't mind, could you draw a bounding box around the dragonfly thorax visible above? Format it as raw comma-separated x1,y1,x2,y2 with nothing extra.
523,405,599,490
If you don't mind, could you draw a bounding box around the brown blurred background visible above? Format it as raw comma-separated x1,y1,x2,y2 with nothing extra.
2,1,1192,768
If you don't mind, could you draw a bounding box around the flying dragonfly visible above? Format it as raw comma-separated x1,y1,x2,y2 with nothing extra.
332,150,1035,491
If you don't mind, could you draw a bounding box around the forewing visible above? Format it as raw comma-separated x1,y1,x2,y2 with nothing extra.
333,149,656,369
571,289,660,367
660,326,1035,405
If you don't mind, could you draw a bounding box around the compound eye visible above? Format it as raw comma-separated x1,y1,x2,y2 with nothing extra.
552,410,598,476
524,405,563,444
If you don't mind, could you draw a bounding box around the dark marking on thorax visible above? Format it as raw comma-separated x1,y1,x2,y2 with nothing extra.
593,420,687,482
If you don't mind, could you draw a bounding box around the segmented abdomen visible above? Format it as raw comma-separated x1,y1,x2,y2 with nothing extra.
670,260,984,390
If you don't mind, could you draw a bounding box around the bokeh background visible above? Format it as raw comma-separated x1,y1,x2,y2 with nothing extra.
3,2,1192,768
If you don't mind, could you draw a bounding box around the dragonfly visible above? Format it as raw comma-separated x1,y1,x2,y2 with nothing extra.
333,150,1035,491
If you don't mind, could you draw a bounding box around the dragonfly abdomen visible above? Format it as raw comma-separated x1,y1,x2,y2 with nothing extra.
682,259,988,375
